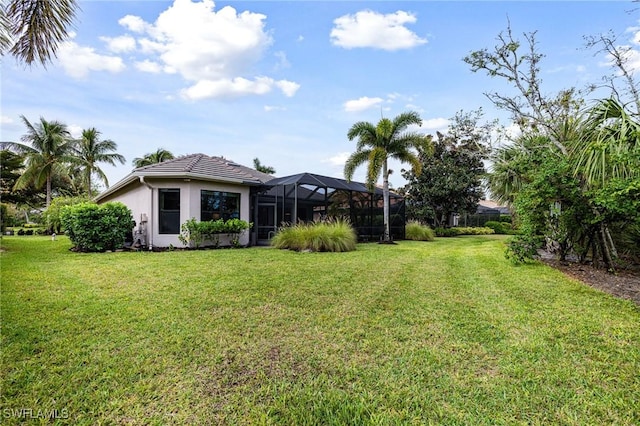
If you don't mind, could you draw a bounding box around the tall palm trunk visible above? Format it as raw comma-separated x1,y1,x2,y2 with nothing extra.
46,173,52,207
382,159,391,242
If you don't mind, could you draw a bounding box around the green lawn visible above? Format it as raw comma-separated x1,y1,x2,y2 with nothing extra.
1,235,638,425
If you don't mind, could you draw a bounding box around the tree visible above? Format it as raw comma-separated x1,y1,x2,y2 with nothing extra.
463,22,583,155
1,0,78,66
253,158,276,174
584,32,640,113
5,116,76,207
344,111,427,242
0,150,43,207
402,110,490,227
74,128,125,197
466,20,640,270
132,148,175,168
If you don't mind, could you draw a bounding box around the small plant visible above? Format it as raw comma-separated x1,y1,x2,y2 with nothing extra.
405,221,435,241
178,218,205,248
505,234,544,264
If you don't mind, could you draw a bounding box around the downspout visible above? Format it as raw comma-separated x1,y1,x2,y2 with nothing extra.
139,176,154,249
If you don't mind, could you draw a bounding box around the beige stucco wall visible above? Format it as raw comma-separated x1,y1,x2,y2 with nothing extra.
98,177,252,248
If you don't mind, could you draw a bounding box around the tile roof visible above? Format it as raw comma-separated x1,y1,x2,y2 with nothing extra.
132,153,273,184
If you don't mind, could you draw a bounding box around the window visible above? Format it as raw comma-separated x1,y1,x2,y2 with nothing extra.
159,189,180,234
201,191,240,221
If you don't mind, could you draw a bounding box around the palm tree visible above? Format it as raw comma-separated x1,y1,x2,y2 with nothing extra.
253,157,276,174
1,0,78,66
132,148,175,168
74,128,126,197
344,111,426,243
7,116,75,207
572,98,640,188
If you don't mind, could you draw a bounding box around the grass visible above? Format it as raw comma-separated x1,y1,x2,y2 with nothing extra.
1,235,639,425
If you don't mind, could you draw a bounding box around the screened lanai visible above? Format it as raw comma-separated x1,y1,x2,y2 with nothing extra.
252,172,405,245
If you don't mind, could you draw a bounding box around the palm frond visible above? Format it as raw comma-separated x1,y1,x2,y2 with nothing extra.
6,0,78,66
343,149,371,182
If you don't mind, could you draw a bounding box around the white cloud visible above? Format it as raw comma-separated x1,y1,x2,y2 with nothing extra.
324,152,351,167
330,10,427,50
422,118,449,131
603,45,640,76
264,105,286,112
276,80,300,97
627,21,640,45
181,76,272,100
118,15,150,33
100,35,136,53
181,76,299,100
57,35,125,78
1,115,14,124
68,124,83,139
274,51,290,70
138,38,166,54
116,0,299,100
135,60,163,73
344,96,383,112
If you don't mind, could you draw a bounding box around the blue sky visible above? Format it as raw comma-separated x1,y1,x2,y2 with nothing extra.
2,1,638,190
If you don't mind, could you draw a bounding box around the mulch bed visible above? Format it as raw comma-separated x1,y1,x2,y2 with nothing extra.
542,258,640,305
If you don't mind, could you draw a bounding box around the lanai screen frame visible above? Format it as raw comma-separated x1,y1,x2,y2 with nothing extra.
255,172,405,241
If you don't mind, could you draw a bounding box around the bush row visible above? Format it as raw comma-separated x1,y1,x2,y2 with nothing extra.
178,218,252,248
60,202,134,252
434,226,496,237
271,219,357,252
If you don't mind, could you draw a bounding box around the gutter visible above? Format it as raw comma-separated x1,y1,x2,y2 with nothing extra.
139,176,154,249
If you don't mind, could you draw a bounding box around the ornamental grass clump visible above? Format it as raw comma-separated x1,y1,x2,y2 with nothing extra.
405,221,435,241
271,218,357,252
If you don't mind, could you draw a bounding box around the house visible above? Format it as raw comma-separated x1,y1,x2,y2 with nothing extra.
95,154,272,248
96,154,406,248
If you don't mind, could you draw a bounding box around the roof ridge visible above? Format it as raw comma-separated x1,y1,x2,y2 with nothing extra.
184,153,205,172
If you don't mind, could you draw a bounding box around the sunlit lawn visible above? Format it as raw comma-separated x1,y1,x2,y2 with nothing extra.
1,235,638,425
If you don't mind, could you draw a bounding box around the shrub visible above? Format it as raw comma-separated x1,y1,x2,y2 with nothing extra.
405,221,435,241
43,196,89,233
0,203,6,234
61,202,134,252
272,218,357,252
485,220,513,234
499,214,512,223
435,227,459,237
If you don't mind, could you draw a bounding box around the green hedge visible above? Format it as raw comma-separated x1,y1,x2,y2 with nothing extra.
60,202,134,252
435,226,495,237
